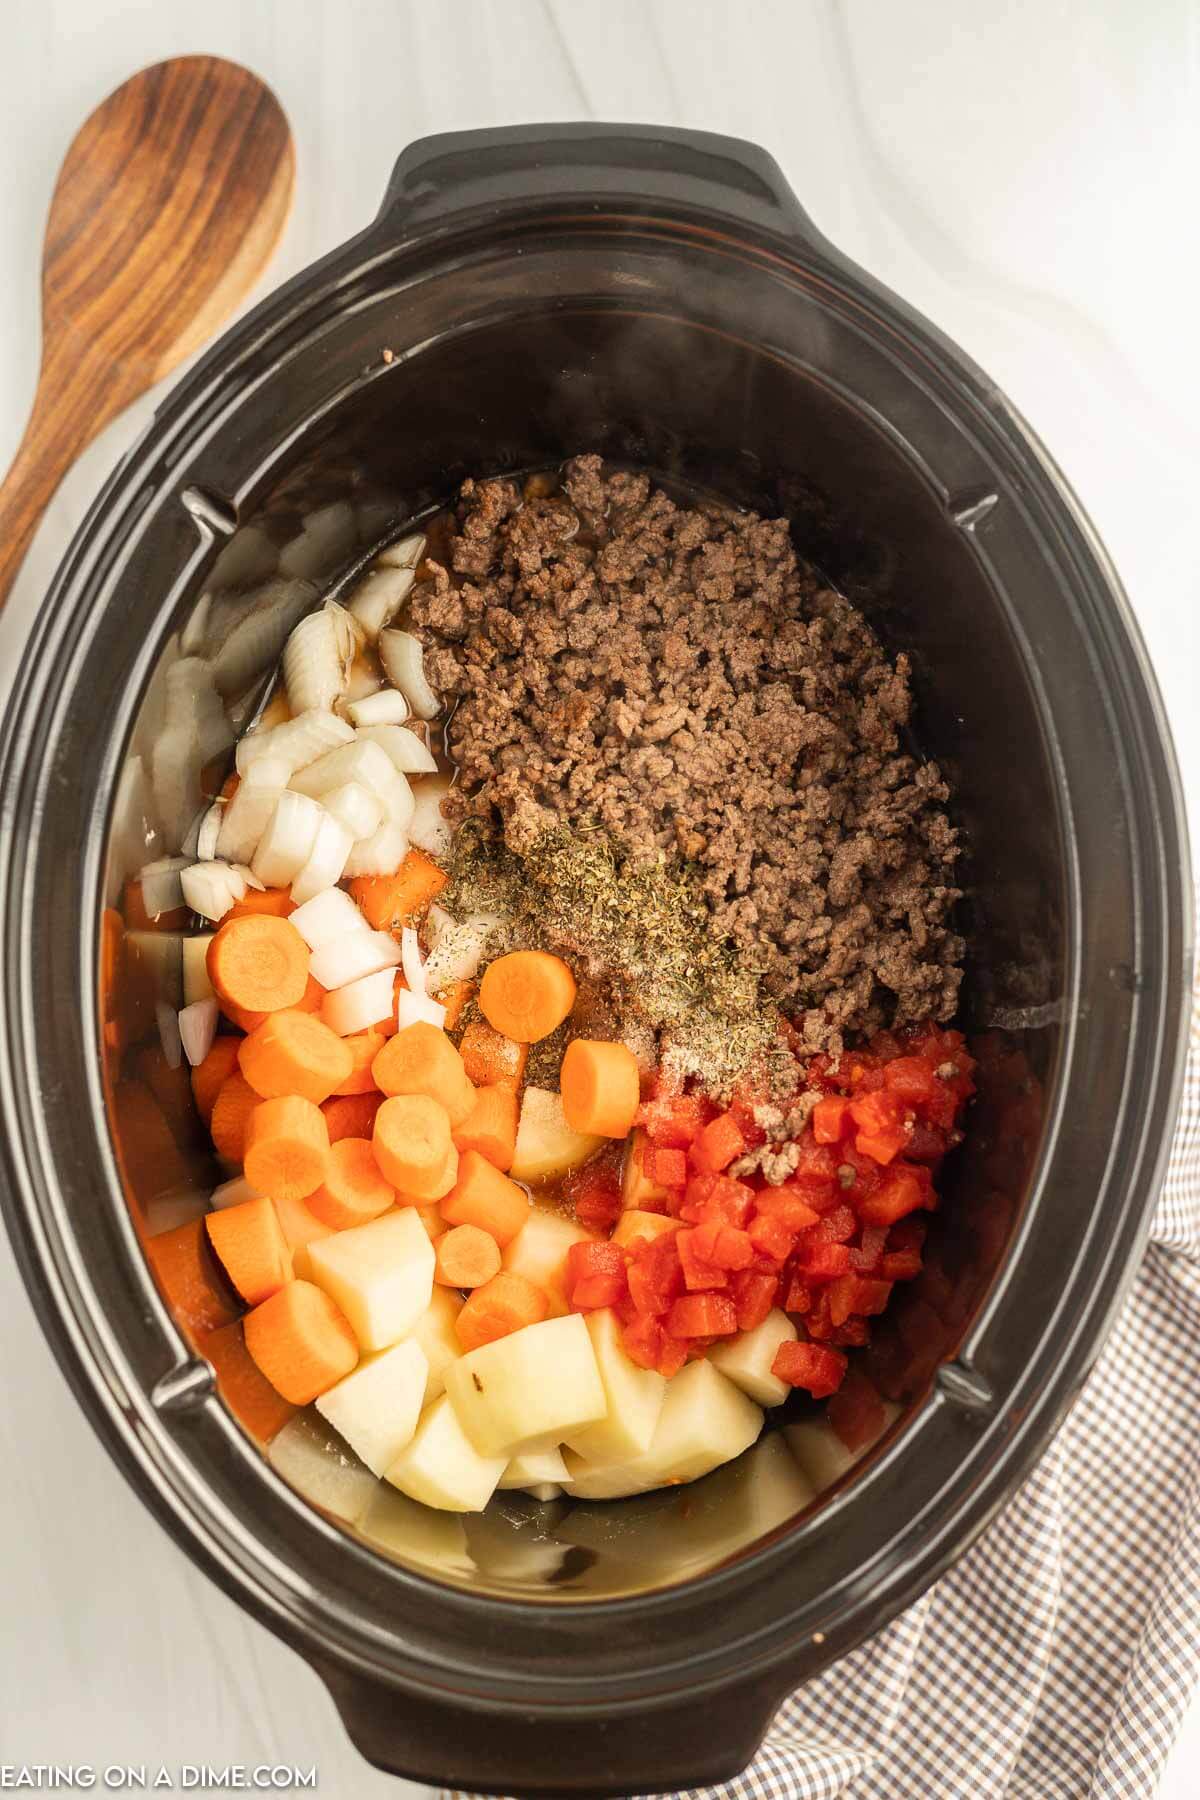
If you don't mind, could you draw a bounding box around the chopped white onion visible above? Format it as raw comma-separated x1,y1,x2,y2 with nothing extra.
291,737,413,830
283,606,344,714
400,926,427,997
320,968,396,1036
232,863,265,890
182,935,215,1006
525,1483,563,1503
290,812,354,906
347,565,416,641
178,997,219,1067
321,780,384,842
425,911,499,989
341,661,385,705
195,803,223,863
355,722,438,776
308,928,402,992
139,855,190,920
395,986,446,1031
235,708,353,779
278,502,357,580
408,773,454,856
378,629,439,720
211,1175,262,1210
251,791,324,889
290,887,370,952
151,722,201,852
341,816,410,879
376,531,427,571
210,577,315,698
156,1000,183,1070
181,860,243,922
216,759,289,865
346,688,409,728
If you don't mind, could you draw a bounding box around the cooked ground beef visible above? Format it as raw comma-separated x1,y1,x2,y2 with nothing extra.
411,456,963,1055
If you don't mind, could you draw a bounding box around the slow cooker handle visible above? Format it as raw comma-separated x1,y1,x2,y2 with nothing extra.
374,121,828,250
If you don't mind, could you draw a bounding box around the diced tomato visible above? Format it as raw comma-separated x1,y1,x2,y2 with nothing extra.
748,1212,794,1264
850,1089,904,1136
790,1137,840,1189
858,1168,927,1226
831,1316,871,1347
883,1056,938,1104
828,1273,893,1327
626,1233,685,1314
728,1084,768,1150
680,1173,755,1228
667,1292,738,1338
637,1092,708,1148
732,1266,779,1331
644,1145,688,1189
827,1367,887,1449
676,1228,729,1292
904,1122,948,1164
811,1095,853,1145
797,1242,853,1282
753,1185,820,1232
771,1339,847,1398
849,1223,888,1273
921,1083,959,1131
568,1163,623,1232
783,1272,813,1315
804,1290,835,1340
810,1203,856,1245
689,1111,747,1175
621,1314,688,1378
691,1221,754,1271
566,1240,628,1311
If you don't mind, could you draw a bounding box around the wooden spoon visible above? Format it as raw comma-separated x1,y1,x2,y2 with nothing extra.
0,55,294,608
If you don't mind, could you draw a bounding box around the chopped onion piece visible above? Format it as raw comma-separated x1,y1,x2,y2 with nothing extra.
308,928,402,993
181,860,242,922
290,812,354,906
355,723,438,777
288,737,403,814
195,803,223,863
236,709,354,779
232,863,265,890
290,887,370,952
140,855,190,919
156,1001,183,1070
378,629,439,720
182,935,214,1006
400,926,427,997
178,997,219,1068
211,1175,262,1209
210,577,314,698
395,986,446,1031
425,911,498,988
321,968,396,1036
346,688,409,728
283,606,344,714
215,765,286,865
376,531,427,571
251,791,323,889
341,661,384,706
322,780,384,842
408,773,453,856
342,817,410,879
347,565,416,641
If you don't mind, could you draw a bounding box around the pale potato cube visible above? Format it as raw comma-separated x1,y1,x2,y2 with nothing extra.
307,1207,434,1352
315,1338,429,1477
406,1287,464,1404
267,1413,376,1524
511,1088,603,1184
444,1314,607,1458
182,934,215,1005
710,1308,798,1408
620,1128,670,1210
563,1359,763,1499
563,1309,667,1463
502,1208,594,1316
386,1394,506,1512
272,1192,334,1254
498,1445,570,1491
612,1210,681,1250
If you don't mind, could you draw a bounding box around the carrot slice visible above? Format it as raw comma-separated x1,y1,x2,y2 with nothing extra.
322,1091,383,1143
349,849,446,932
145,1217,239,1337
221,970,323,1035
226,886,295,922
371,1020,476,1127
210,1072,262,1165
238,1009,355,1106
191,1036,243,1126
201,1320,296,1442
333,1030,386,1097
478,950,576,1043
453,1083,519,1171
414,1203,444,1240
458,1019,527,1092
440,1149,530,1247
207,914,309,1017
243,1279,358,1404
560,1038,641,1138
435,1223,501,1289
205,1195,293,1305
307,1136,396,1230
244,1095,330,1202
454,1270,548,1351
372,1094,457,1199
437,978,473,1030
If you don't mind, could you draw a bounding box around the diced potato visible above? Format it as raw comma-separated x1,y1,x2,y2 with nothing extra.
444,1314,607,1458
501,1208,594,1316
563,1309,667,1464
620,1128,670,1211
498,1445,570,1490
563,1359,763,1499
267,1413,377,1524
315,1338,428,1477
406,1287,464,1405
511,1088,603,1184
386,1394,506,1512
709,1308,797,1408
356,1483,475,1578
525,1483,563,1502
612,1209,681,1250
784,1403,899,1494
307,1207,434,1352
271,1192,334,1255
182,933,215,1005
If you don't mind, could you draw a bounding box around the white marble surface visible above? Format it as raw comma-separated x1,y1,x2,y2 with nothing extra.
0,2,1196,1794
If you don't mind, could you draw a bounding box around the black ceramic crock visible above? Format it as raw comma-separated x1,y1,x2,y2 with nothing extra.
0,125,1191,1796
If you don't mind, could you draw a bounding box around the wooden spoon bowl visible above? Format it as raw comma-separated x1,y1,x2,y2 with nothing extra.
0,55,294,607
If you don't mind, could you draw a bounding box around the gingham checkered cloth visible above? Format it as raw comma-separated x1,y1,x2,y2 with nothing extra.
454,985,1200,1800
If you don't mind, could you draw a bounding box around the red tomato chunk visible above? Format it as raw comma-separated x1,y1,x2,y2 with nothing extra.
772,1340,848,1398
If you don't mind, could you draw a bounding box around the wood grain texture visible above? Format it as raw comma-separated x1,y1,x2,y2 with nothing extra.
0,54,293,609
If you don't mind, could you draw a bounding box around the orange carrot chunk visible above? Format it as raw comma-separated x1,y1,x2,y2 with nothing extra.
221,971,324,1036
205,1196,293,1306
243,1280,358,1404
435,1223,501,1290
371,1021,476,1127
454,1271,548,1351
372,1094,457,1199
333,1030,386,1096
209,1072,262,1165
191,1036,243,1127
440,1149,530,1247
307,1136,396,1230
238,1009,355,1106
322,1091,384,1143
201,1320,296,1442
458,1019,527,1092
226,886,295,921
560,1038,641,1139
349,849,446,932
207,914,310,1017
436,978,474,1031
244,1094,330,1202
479,950,576,1044
453,1083,519,1171
145,1217,240,1337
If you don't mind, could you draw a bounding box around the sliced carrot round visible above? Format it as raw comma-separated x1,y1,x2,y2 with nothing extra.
221,971,325,1036
435,1223,501,1290
454,1270,548,1351
207,914,309,1017
440,1149,530,1247
371,1021,476,1127
205,1195,293,1306
452,1082,519,1171
478,950,576,1043
244,1094,330,1202
333,1030,386,1097
209,1071,261,1164
238,1009,355,1105
191,1036,243,1127
372,1094,456,1199
244,1280,358,1404
560,1038,641,1138
322,1091,383,1144
308,1136,396,1230
226,887,296,922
